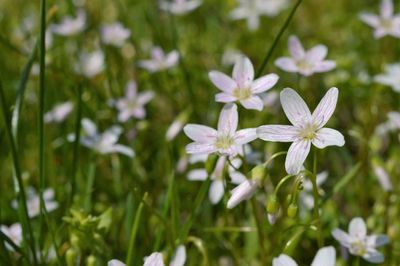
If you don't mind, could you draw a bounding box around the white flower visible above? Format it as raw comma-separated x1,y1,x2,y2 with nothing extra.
374,63,400,92
188,156,246,204
138,47,179,73
372,166,393,192
165,112,188,141
159,0,202,15
110,81,154,122
332,217,389,263
51,10,86,36
227,179,258,209
0,223,22,251
257,87,345,175
275,35,336,77
108,260,126,266
101,22,131,47
273,246,336,266
221,49,244,67
230,0,289,31
359,0,400,39
44,101,74,123
184,103,257,156
375,111,400,135
143,245,186,266
12,187,59,218
209,56,279,111
299,171,328,209
76,50,105,78
75,118,134,157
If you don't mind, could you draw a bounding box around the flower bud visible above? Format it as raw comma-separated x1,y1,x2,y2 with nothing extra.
287,204,298,218
66,248,78,266
87,255,97,266
250,165,265,183
267,195,279,214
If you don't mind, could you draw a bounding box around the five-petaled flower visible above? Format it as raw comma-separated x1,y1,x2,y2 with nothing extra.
209,56,279,111
0,223,22,251
275,35,336,77
332,217,389,263
51,10,86,36
273,246,336,266
374,63,400,92
257,87,345,175
138,46,179,73
159,0,202,15
184,103,257,157
109,80,154,122
359,0,400,39
101,22,131,47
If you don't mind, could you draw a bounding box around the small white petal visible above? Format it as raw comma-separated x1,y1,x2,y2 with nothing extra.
313,61,336,73
209,71,237,93
311,87,339,128
170,245,186,266
349,217,367,239
209,180,225,204
215,92,237,103
306,45,328,62
312,128,345,148
227,180,258,209
285,140,311,175
311,246,336,266
233,56,254,88
331,229,351,247
359,13,380,27
240,96,264,111
125,81,137,99
108,260,126,266
183,124,217,143
257,125,298,142
288,35,305,59
185,143,217,154
272,254,298,266
144,252,165,266
188,169,208,181
251,73,279,94
381,0,393,18
82,118,97,137
275,58,298,73
234,128,257,145
363,251,385,264
367,235,390,248
280,88,312,127
218,104,238,135
165,51,180,68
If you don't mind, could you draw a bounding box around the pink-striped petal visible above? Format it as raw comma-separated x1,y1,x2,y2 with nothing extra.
312,128,345,148
240,96,264,111
218,104,238,135
311,87,339,128
285,140,311,175
209,71,237,93
251,73,279,94
288,35,305,59
183,124,217,143
280,88,312,126
257,125,298,142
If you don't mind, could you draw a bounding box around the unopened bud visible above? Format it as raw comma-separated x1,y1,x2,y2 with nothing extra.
287,204,298,218
286,194,293,205
87,255,97,266
66,248,78,266
250,165,265,183
267,195,279,214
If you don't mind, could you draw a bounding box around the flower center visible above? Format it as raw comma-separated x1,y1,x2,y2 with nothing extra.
296,59,314,71
215,135,234,150
381,18,393,30
233,87,252,100
299,123,318,140
350,241,367,256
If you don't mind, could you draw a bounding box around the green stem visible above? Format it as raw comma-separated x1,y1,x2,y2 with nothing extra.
250,198,267,265
262,151,288,168
274,174,295,195
0,80,38,265
38,0,47,260
126,192,148,266
311,149,323,247
256,0,303,78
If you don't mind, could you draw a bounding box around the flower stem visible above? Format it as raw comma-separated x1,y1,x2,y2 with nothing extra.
311,149,323,247
250,198,267,265
256,0,303,78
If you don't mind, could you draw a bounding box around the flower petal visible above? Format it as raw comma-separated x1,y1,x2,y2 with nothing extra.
234,128,257,145
137,91,155,105
285,140,311,175
187,169,208,181
240,96,264,111
233,56,254,88
311,246,336,266
272,254,298,266
251,73,279,94
185,143,216,154
313,61,336,73
381,0,393,18
275,57,298,73
218,103,238,135
209,71,237,93
209,180,225,204
288,35,305,59
331,229,351,247
183,124,217,143
257,125,298,142
311,87,339,128
82,118,97,137
280,88,312,126
305,45,328,62
227,180,258,209
165,50,179,68
349,217,367,239
312,128,345,148
367,235,390,248
363,251,384,264
170,245,186,266
143,252,164,266
359,13,380,27
108,260,126,266
215,92,237,103
125,81,137,99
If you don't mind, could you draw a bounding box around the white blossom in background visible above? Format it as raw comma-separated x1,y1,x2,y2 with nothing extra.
108,260,126,266
230,0,289,31
51,10,86,36
275,35,336,76
76,50,105,78
159,0,202,15
359,0,400,39
221,49,243,67
165,111,189,141
138,46,179,73
101,22,131,47
109,81,154,122
332,217,389,263
44,101,74,123
184,103,257,156
372,166,393,192
273,246,336,266
0,223,22,251
209,56,279,111
374,63,400,92
70,118,134,157
188,155,246,204
257,88,345,175
12,187,58,218
375,111,400,135
299,171,328,209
